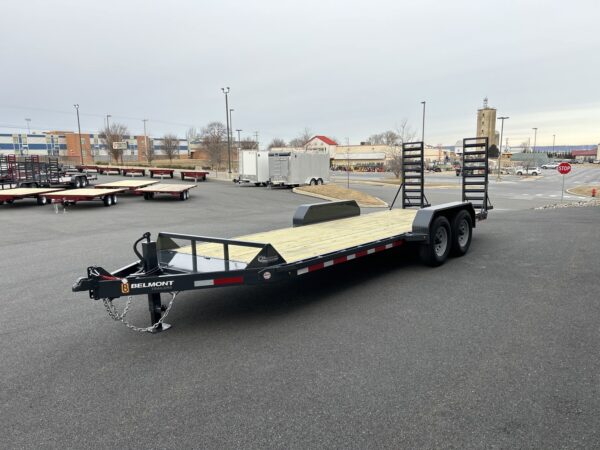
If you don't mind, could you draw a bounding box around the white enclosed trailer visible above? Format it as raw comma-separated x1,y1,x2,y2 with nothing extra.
237,150,270,185
268,151,330,187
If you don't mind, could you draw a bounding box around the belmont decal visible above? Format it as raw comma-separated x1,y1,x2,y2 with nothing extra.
130,280,175,289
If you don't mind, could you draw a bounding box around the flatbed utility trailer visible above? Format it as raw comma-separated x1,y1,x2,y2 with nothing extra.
97,166,122,175
72,139,493,333
181,170,208,181
46,188,126,207
95,179,159,192
135,183,197,200
0,188,65,206
75,165,99,173
0,154,94,189
121,167,147,177
149,168,175,178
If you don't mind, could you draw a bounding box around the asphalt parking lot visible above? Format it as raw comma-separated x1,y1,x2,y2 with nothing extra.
2,175,599,448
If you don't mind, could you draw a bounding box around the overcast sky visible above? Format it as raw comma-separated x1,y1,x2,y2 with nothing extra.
1,0,599,147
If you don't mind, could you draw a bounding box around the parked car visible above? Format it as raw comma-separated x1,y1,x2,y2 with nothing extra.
515,167,541,176
541,163,559,169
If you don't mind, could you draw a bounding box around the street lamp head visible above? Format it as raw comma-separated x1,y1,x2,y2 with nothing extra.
221,87,230,94
74,104,79,109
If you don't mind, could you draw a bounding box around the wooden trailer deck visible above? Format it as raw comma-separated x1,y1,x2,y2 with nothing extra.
95,180,159,190
0,187,64,201
176,208,418,264
136,183,196,200
136,183,196,193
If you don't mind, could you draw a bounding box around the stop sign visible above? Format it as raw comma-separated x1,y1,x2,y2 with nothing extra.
557,162,571,175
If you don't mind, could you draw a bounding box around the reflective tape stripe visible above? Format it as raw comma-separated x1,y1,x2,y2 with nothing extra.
296,240,404,276
194,276,243,287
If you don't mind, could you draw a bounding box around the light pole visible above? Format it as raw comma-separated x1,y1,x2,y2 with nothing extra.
496,116,509,181
25,118,31,134
532,127,538,152
229,108,234,170
552,134,556,155
143,119,149,162
236,129,242,149
221,87,232,174
74,104,84,164
421,101,426,144
106,114,112,130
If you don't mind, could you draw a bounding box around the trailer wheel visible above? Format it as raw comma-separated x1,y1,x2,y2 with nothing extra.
317,178,324,185
82,177,89,187
73,178,82,189
309,179,317,186
111,194,118,205
37,196,48,205
419,216,452,266
450,210,472,257
103,195,113,207
179,191,186,201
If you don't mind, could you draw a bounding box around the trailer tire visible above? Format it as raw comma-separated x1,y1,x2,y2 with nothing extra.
309,179,317,186
111,194,118,205
103,195,113,207
317,178,324,185
179,191,186,200
419,216,452,266
82,177,89,187
73,178,82,189
37,196,48,205
450,210,472,257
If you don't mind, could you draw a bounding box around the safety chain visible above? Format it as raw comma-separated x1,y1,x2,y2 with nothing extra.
102,291,179,333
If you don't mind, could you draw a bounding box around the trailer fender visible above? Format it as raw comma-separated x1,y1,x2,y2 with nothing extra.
412,202,476,235
293,200,360,227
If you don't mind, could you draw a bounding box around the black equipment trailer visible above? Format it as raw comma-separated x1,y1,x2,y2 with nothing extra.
72,138,493,333
0,154,95,189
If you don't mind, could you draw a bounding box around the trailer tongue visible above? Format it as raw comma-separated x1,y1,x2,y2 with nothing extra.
72,138,492,333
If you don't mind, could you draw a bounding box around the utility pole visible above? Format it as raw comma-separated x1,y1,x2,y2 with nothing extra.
421,101,426,144
221,87,232,174
496,116,509,181
74,104,84,164
532,127,538,152
143,119,149,162
254,131,259,151
25,118,31,134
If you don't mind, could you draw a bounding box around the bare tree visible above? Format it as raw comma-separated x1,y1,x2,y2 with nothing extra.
240,139,258,150
268,138,286,149
100,123,129,164
162,133,179,163
386,119,418,178
395,119,417,145
186,127,199,157
201,121,227,169
288,128,312,148
146,138,155,164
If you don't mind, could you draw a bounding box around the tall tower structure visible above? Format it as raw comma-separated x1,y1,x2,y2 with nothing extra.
476,97,498,146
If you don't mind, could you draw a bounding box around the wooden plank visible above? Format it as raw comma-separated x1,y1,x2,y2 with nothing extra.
176,209,418,264
136,184,197,193
95,180,159,189
0,188,64,197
